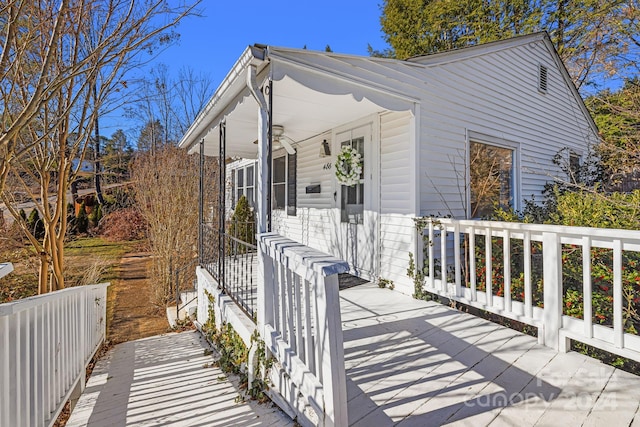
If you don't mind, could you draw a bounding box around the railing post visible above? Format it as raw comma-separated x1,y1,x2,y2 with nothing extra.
315,272,347,427
543,232,563,350
257,236,274,337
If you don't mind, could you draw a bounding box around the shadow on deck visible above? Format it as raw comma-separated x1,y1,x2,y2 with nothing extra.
68,281,640,426
66,332,292,427
341,284,640,426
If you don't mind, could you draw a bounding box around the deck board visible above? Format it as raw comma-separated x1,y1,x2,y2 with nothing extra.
66,331,292,427
341,283,640,426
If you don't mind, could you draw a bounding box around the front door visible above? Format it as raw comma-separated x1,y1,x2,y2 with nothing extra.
335,124,376,279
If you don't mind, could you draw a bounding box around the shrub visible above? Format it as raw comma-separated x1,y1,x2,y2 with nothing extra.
103,186,135,214
89,204,103,227
99,208,147,241
27,209,45,239
228,195,256,246
76,202,88,234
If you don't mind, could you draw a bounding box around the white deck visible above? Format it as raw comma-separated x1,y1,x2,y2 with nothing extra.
68,284,640,426
341,284,640,426
66,331,292,427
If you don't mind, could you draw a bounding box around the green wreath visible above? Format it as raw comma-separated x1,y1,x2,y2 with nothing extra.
335,146,362,187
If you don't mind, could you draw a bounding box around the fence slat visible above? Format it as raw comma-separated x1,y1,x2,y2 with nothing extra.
504,229,512,313
582,236,593,339
469,231,476,301
613,239,623,348
485,229,493,308
440,226,447,294
524,231,532,319
429,221,435,289
454,223,461,296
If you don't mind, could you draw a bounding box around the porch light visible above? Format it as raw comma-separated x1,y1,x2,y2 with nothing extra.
319,139,331,157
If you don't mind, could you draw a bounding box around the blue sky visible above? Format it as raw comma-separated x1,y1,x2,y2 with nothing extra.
159,1,387,80
102,1,388,138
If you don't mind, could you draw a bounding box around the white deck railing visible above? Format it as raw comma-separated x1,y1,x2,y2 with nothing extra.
418,218,640,362
0,283,109,427
258,233,349,427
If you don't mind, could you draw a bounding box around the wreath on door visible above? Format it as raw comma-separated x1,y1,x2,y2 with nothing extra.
335,146,362,187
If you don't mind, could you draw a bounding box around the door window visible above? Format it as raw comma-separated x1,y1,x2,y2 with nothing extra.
340,136,364,224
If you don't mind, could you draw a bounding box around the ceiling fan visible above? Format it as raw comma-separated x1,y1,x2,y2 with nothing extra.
271,125,296,155
251,124,297,155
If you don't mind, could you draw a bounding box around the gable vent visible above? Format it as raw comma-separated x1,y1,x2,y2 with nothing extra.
538,64,548,93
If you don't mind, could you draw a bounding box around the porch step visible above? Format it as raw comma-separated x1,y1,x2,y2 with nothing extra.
166,290,197,328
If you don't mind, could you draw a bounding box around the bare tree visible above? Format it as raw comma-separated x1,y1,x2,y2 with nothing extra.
132,146,216,305
0,0,202,294
127,64,214,148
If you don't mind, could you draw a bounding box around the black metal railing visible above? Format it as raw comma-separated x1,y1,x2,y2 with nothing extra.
201,222,221,280
200,220,257,321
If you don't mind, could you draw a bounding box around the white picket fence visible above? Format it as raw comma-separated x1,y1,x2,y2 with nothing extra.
258,233,349,427
418,218,640,362
0,283,109,427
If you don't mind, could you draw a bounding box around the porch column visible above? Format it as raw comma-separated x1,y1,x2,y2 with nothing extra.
249,64,272,333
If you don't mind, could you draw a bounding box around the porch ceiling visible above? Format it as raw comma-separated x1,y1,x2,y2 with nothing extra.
193,75,389,158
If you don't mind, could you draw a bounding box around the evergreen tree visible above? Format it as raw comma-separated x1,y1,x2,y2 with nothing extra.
228,195,256,250
377,0,640,91
76,202,89,234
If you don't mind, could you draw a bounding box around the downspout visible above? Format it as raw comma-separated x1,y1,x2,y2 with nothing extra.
247,62,271,234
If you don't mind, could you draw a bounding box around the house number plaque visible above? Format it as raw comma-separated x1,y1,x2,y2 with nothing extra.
322,163,332,170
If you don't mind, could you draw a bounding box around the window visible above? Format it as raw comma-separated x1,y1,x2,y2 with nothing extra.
340,136,364,224
470,141,514,218
272,153,297,215
568,151,581,184
232,162,257,208
273,156,286,209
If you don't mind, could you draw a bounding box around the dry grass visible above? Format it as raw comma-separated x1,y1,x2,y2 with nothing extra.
0,234,141,303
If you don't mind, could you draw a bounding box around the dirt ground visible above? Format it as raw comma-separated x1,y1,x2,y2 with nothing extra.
106,251,170,344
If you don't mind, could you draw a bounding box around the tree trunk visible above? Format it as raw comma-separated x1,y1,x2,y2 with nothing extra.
93,83,105,205
38,250,49,294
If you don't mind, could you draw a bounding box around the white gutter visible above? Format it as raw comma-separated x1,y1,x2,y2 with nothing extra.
179,46,262,151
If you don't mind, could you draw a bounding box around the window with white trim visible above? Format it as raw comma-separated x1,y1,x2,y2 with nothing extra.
469,141,515,218
233,162,257,208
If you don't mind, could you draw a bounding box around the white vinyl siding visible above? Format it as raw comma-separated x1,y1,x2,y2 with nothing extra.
272,134,335,253
378,111,415,292
417,42,598,217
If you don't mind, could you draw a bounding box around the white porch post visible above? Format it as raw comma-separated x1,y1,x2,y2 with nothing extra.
248,64,272,334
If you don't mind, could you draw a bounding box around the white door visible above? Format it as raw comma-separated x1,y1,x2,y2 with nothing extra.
335,124,377,279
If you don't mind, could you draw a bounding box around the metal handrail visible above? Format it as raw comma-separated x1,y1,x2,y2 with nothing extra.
174,258,199,320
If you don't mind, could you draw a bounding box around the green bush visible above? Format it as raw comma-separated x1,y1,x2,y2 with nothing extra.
76,202,88,234
491,187,640,334
27,209,45,239
89,204,103,227
228,195,256,248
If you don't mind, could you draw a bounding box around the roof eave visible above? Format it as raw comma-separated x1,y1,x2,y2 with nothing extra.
178,45,267,152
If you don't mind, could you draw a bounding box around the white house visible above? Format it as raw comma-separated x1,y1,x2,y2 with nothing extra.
179,31,598,296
